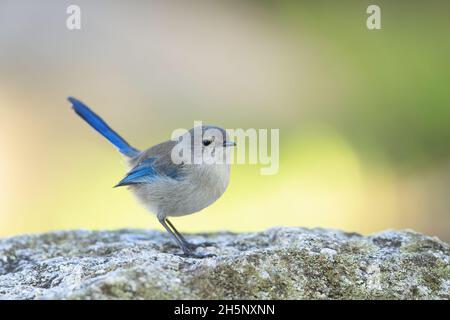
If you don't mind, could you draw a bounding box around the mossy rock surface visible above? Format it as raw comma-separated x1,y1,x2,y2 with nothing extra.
0,228,449,299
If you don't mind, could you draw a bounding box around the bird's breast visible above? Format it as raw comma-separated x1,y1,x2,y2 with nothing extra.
130,163,230,217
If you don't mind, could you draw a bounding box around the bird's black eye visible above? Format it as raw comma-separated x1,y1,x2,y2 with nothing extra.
202,139,212,146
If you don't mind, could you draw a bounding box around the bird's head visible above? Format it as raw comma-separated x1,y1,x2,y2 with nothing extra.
193,125,236,150
175,125,235,165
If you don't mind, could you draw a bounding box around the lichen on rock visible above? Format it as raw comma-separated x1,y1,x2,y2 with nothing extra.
0,227,448,299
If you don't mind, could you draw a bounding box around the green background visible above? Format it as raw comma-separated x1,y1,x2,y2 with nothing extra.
1,0,449,241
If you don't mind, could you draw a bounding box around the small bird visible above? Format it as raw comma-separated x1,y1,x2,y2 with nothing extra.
68,97,235,258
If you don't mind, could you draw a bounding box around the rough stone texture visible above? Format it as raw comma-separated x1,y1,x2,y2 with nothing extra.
0,227,449,300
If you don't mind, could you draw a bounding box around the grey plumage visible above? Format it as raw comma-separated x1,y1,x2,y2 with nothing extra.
69,97,234,257
129,141,231,218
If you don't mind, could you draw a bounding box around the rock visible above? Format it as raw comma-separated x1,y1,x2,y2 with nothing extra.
0,227,449,299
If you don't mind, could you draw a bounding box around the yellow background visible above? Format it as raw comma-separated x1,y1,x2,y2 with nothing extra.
1,1,449,242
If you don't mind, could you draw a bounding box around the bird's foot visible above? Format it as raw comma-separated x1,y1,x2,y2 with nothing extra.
181,252,216,259
185,241,216,250
173,243,215,259
175,248,216,259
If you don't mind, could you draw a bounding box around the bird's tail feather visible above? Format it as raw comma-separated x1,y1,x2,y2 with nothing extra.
68,97,140,158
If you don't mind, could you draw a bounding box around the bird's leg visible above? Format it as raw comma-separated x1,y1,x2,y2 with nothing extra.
165,218,191,247
158,217,214,258
166,218,216,249
158,216,192,254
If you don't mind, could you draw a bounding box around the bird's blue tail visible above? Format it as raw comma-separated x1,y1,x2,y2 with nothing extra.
68,97,140,158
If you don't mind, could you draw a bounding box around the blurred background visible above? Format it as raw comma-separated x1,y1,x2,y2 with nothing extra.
1,0,450,242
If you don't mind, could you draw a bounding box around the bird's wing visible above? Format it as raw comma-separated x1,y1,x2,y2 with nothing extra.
115,141,184,187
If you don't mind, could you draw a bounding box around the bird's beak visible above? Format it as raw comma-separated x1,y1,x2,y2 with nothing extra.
223,141,236,147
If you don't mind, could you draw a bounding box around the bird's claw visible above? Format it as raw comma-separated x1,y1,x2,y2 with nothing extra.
176,251,216,259
185,241,216,250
